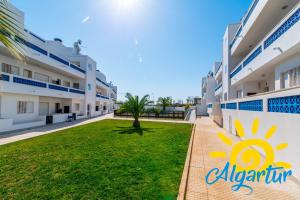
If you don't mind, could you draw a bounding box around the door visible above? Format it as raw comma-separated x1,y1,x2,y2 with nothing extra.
229,116,232,135
87,104,91,117
39,102,49,116
64,106,70,114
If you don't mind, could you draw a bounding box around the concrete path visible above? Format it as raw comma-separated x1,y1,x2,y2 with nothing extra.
0,114,114,146
179,117,300,200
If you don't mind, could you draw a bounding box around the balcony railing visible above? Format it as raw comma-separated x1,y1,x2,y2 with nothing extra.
230,5,300,80
1,73,85,95
96,77,110,87
221,86,300,114
230,0,260,48
215,83,222,92
96,94,110,100
15,37,86,74
215,63,222,75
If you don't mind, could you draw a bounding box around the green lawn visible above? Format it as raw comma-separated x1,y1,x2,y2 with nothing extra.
0,120,192,200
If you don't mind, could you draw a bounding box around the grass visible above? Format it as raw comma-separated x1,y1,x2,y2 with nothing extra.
0,119,192,199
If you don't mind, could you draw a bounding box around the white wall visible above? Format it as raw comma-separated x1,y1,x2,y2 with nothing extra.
0,93,39,123
222,87,300,179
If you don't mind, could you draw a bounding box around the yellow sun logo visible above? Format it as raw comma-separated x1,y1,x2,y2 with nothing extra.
210,118,291,171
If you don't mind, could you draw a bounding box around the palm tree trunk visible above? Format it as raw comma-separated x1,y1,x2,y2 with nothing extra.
133,118,140,128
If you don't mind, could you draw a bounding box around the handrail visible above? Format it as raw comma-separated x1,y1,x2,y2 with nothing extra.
230,3,300,79
1,72,85,94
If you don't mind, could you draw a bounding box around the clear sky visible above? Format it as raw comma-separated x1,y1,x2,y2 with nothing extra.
11,0,252,102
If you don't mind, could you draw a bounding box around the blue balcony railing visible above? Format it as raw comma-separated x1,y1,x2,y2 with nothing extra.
69,88,85,95
242,46,262,67
13,76,47,88
230,65,242,79
264,7,300,49
239,100,263,112
230,6,300,80
25,29,46,43
70,64,86,74
226,102,237,110
268,95,300,114
243,0,259,26
48,84,69,92
49,53,69,66
0,74,10,82
215,84,222,92
230,0,259,48
96,78,110,87
96,94,110,99
15,36,86,74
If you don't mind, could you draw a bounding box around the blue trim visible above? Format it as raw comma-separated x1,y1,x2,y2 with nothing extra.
96,94,109,99
16,36,48,56
264,8,300,49
243,0,259,26
221,104,226,109
231,25,243,48
239,100,263,112
13,77,47,88
268,95,300,114
29,32,46,43
215,84,222,91
226,102,237,110
69,88,85,95
230,65,243,79
0,74,10,82
96,78,110,87
70,64,86,74
49,54,69,66
48,84,68,92
243,46,262,67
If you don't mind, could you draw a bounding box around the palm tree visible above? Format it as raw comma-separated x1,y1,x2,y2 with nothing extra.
0,0,25,59
119,93,152,128
157,97,172,112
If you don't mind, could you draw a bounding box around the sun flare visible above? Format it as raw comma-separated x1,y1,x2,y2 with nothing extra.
210,118,291,171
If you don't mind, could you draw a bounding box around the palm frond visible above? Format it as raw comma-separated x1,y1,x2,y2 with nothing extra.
0,0,25,60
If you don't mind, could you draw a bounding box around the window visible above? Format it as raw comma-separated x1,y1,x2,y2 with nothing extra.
281,67,300,89
17,101,34,114
73,83,79,89
63,81,70,87
34,72,49,82
88,64,92,71
52,79,61,85
23,69,32,78
289,67,300,87
2,63,19,75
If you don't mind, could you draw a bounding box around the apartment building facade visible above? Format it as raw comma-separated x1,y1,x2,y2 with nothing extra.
205,0,300,179
0,4,117,132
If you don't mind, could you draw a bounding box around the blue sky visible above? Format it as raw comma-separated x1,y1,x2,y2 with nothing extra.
11,0,252,102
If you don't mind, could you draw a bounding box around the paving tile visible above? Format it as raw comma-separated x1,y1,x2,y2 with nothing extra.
179,117,300,200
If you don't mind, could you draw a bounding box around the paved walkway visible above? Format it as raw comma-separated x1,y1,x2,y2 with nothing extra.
180,117,300,200
0,114,114,146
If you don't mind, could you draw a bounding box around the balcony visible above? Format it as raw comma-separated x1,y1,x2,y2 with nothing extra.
0,72,85,99
231,4,300,86
96,77,110,88
231,0,299,57
215,83,223,96
96,93,110,100
215,64,222,80
0,36,87,79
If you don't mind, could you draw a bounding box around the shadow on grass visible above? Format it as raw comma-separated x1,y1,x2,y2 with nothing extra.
113,126,159,136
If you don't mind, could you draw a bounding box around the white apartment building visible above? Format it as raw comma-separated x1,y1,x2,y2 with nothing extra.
205,0,300,179
0,3,117,133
